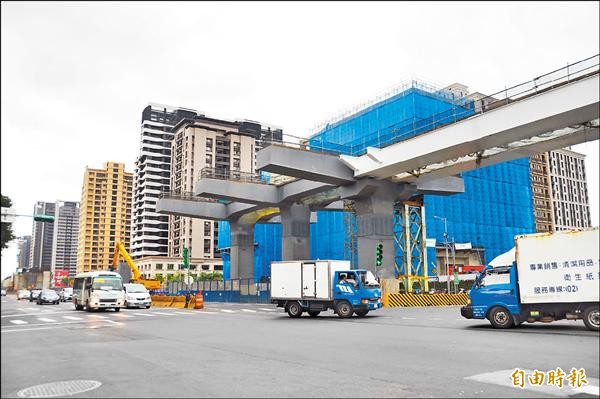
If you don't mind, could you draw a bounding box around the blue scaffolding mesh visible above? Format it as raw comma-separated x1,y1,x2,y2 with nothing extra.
218,80,536,279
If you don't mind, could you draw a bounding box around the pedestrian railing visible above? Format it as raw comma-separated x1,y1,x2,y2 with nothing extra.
165,278,271,304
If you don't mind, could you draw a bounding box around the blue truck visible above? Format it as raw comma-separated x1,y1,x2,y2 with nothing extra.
270,260,383,318
461,228,599,331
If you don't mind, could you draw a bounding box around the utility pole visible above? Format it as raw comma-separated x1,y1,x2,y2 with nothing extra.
434,216,450,293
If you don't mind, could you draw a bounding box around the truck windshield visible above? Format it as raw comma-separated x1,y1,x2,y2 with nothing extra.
92,277,123,291
357,270,380,287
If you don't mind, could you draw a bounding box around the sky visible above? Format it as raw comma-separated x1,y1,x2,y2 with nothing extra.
1,1,599,279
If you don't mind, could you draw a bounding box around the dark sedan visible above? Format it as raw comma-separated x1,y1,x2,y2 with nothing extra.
37,289,60,305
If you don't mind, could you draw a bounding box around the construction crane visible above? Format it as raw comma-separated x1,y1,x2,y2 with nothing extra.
112,242,161,291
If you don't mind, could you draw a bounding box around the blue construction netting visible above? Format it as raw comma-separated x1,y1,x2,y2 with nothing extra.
218,80,536,280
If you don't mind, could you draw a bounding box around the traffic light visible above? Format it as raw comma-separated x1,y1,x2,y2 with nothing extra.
183,247,189,269
375,242,383,267
33,214,55,223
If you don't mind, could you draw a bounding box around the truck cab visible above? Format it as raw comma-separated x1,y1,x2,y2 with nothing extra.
331,270,383,317
461,264,522,328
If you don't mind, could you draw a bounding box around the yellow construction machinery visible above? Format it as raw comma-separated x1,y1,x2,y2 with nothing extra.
112,242,161,290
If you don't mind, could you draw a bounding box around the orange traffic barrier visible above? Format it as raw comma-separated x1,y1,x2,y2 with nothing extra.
194,292,204,309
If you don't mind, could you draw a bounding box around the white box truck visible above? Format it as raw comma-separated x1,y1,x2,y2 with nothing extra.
462,228,599,330
270,260,383,318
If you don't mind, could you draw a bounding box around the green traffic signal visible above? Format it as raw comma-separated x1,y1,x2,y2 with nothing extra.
33,214,55,223
183,247,189,269
375,242,383,267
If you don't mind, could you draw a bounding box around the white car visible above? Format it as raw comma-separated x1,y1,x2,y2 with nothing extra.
123,283,152,309
17,289,30,300
1,289,6,296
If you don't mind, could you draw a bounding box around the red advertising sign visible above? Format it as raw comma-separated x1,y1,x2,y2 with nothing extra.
53,270,70,288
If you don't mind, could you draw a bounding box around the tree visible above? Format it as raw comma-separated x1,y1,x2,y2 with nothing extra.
1,195,15,251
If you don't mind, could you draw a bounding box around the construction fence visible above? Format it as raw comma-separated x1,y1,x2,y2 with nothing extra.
163,279,271,304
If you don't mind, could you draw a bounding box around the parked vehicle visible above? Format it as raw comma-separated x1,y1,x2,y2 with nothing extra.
123,283,152,309
37,289,60,305
1,289,6,296
72,271,125,312
270,260,383,318
17,289,30,300
461,228,599,331
59,287,73,302
29,289,42,302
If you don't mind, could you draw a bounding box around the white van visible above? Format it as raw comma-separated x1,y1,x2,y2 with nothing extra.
123,283,152,309
73,271,125,312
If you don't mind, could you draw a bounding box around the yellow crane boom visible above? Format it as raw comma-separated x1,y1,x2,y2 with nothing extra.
112,242,161,290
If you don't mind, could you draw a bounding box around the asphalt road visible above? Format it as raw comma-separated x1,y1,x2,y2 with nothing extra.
1,294,598,398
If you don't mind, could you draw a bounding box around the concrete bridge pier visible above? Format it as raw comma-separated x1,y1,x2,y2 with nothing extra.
229,220,255,280
280,203,311,260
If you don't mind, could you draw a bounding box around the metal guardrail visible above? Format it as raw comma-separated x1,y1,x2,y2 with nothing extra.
159,189,221,203
200,167,267,184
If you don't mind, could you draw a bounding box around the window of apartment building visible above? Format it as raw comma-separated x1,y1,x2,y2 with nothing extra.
190,264,197,270
167,264,174,270
206,138,213,152
233,159,240,170
204,221,211,236
202,264,210,271
233,142,241,156
204,239,211,253
206,154,212,167
214,265,223,271
156,264,163,270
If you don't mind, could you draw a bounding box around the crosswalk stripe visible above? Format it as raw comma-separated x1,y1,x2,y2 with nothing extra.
37,318,57,323
259,308,276,312
63,316,83,320
88,315,108,319
113,314,133,318
10,320,27,325
241,309,257,313
174,312,193,315
150,312,174,316
220,309,235,313
132,313,155,317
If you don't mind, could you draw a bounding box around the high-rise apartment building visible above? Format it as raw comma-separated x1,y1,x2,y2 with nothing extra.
169,115,282,260
51,201,80,277
77,162,133,273
531,148,591,232
130,104,199,260
29,201,56,272
17,235,31,271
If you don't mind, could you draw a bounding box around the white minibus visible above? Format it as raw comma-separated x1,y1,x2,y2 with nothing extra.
72,271,125,311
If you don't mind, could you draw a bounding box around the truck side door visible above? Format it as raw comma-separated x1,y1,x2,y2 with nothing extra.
334,271,359,302
302,263,317,298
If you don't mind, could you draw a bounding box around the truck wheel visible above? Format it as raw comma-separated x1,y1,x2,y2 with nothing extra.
286,301,303,318
308,310,320,317
355,309,369,317
488,306,513,329
74,300,84,311
335,301,353,318
583,306,599,331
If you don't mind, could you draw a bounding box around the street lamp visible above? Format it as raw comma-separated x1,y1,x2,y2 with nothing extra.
433,215,451,293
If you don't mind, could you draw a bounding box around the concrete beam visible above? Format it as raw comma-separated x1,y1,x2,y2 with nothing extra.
414,175,465,196
156,197,227,220
257,144,356,185
195,178,278,205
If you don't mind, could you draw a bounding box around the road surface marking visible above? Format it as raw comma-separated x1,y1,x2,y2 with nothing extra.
241,309,257,313
259,308,276,312
87,315,108,319
401,317,416,320
63,316,83,320
37,318,57,323
112,314,133,318
220,309,235,313
150,312,175,316
10,320,27,325
465,369,599,398
132,312,156,317
2,310,76,318
174,312,193,315
104,320,123,325
429,318,443,320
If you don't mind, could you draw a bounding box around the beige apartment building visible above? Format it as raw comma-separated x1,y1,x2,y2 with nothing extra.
77,162,133,273
530,148,591,232
168,116,282,261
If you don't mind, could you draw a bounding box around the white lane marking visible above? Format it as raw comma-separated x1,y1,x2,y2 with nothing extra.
150,312,175,316
401,317,416,320
220,309,235,313
465,369,600,398
87,315,108,319
3,310,80,318
174,312,193,315
63,316,83,321
259,308,276,312
132,313,156,317
104,320,123,325
3,326,72,333
429,318,443,321
241,309,257,313
37,318,57,323
25,307,37,311
10,320,27,325
113,314,133,318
